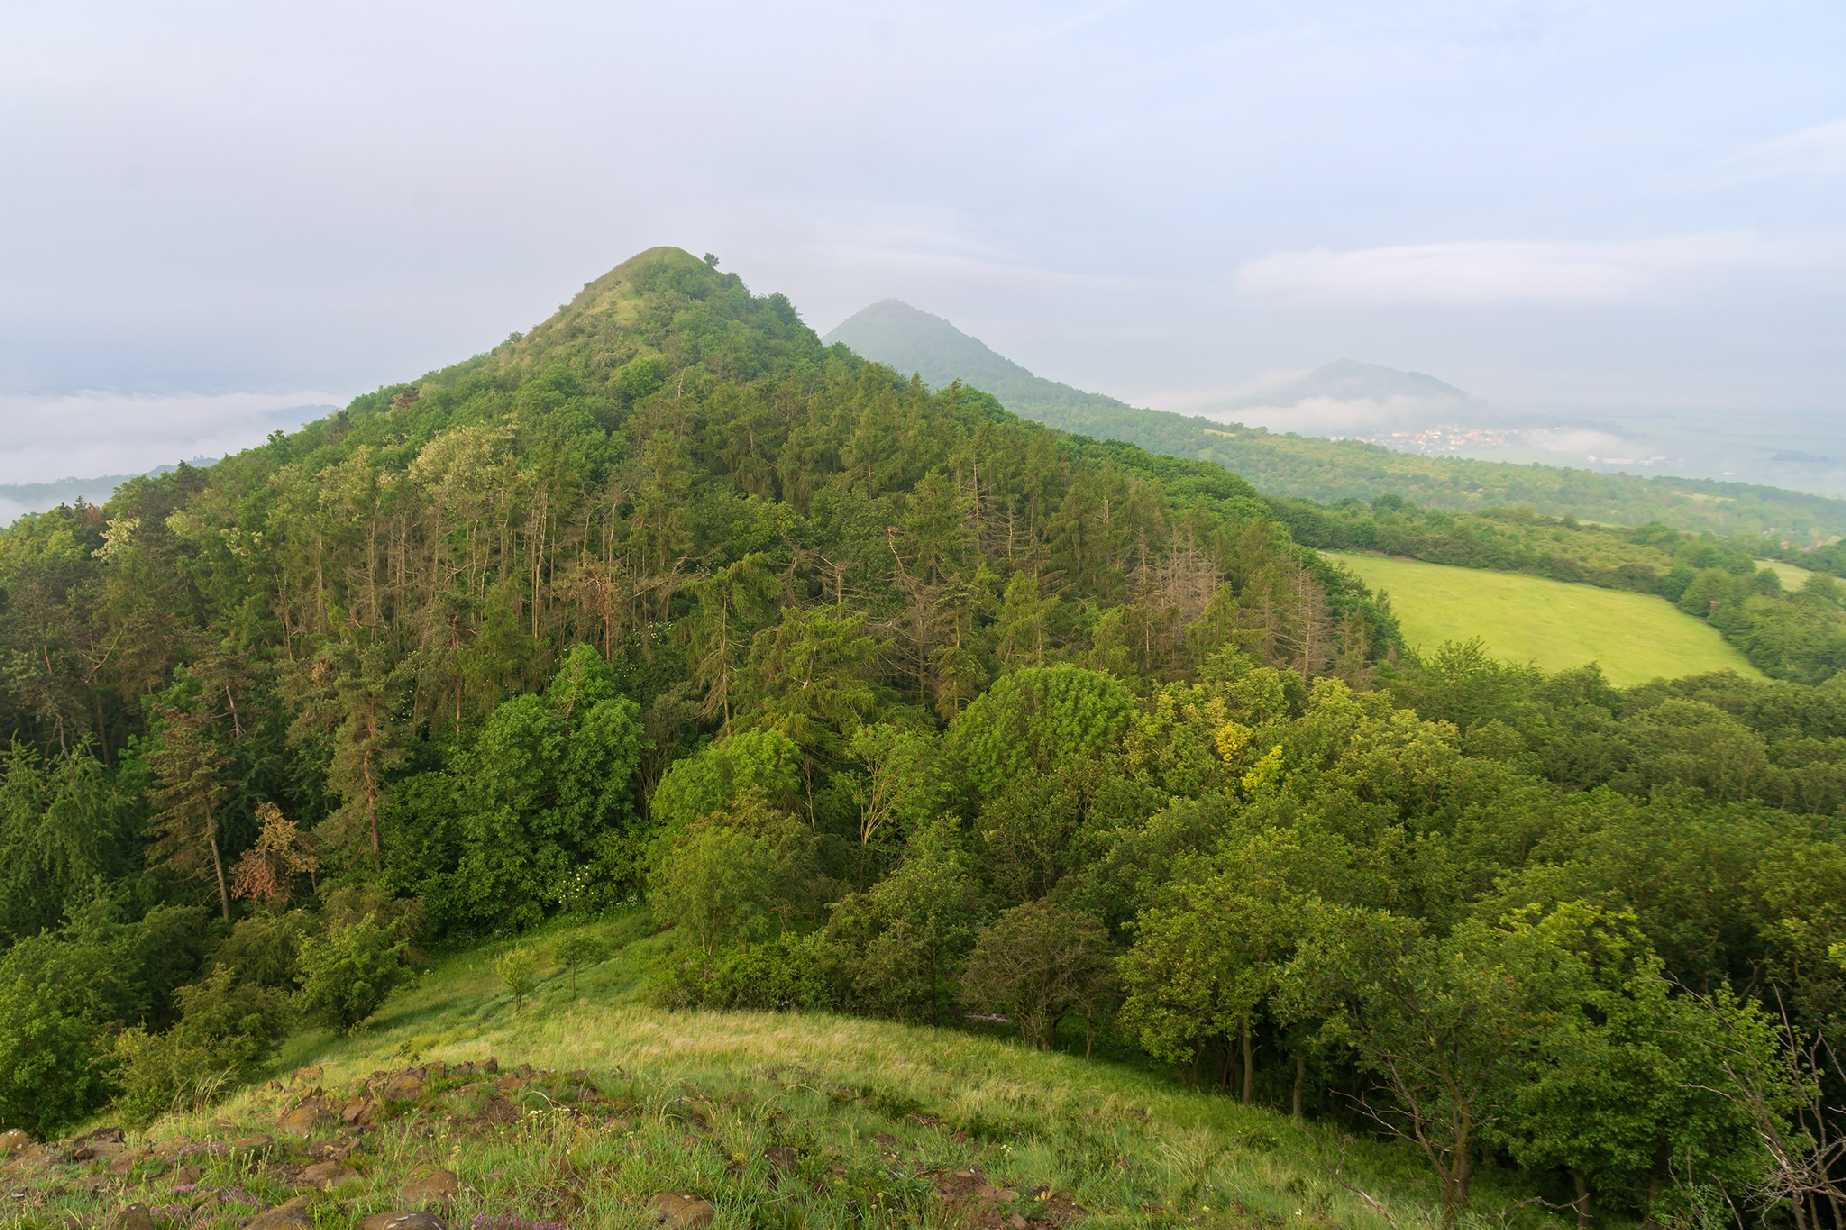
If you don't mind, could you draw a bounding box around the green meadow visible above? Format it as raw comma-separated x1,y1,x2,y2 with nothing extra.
14,912,1568,1230
1324,551,1766,685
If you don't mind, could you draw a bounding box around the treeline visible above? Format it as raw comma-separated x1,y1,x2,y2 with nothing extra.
1278,496,1846,684
1,249,1842,1227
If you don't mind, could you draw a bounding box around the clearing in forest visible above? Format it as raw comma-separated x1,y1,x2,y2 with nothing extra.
1324,550,1766,685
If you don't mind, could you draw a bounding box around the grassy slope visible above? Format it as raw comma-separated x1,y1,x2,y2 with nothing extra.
1757,558,1816,589
1325,551,1767,685
17,914,1567,1230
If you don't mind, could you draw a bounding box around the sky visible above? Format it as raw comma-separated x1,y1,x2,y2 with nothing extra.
3,0,1844,483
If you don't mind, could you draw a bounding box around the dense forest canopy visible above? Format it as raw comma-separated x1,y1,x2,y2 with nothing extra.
2,248,1843,1228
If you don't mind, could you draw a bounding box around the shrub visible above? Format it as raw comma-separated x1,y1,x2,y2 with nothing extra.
494,946,542,1012
555,935,607,995
111,965,292,1125
211,910,314,990
296,913,409,1032
662,933,833,1012
959,901,1116,1050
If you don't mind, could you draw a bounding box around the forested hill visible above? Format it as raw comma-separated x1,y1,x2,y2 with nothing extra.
0,242,1389,930
826,299,1846,543
6,249,1846,1230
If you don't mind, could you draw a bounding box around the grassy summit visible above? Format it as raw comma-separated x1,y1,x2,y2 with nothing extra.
8,912,1555,1230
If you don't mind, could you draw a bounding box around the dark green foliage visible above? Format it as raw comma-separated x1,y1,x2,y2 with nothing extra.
112,964,293,1125
958,901,1115,1049
0,900,211,1135
211,910,314,990
822,821,985,1023
295,913,409,1033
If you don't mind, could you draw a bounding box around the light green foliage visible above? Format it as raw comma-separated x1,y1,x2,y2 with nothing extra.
1121,824,1364,1101
648,791,819,956
1467,904,1772,1220
1324,551,1765,685
295,914,409,1033
494,946,542,1012
554,934,607,995
452,644,645,930
958,901,1115,1049
649,728,803,831
947,665,1135,798
844,721,950,854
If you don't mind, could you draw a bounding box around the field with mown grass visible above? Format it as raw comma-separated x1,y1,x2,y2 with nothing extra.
4,912,1575,1230
1324,550,1766,685
1756,558,1815,590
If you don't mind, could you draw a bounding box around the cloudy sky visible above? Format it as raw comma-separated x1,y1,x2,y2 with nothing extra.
3,0,1843,482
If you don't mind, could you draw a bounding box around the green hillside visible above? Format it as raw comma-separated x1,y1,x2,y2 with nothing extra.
9,911,1549,1230
5,249,1844,1230
825,300,1846,543
1324,551,1767,685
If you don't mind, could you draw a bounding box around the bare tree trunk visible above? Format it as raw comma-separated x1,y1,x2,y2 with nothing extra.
207,820,230,923
1240,1014,1255,1104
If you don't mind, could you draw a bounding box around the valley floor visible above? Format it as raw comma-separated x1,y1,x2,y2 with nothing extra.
5,914,1569,1230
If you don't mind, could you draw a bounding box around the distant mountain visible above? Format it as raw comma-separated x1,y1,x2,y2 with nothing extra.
0,472,141,518
824,300,1846,543
1227,358,1472,410
0,460,214,525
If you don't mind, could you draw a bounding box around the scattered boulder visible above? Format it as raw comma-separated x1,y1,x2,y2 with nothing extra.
108,1206,157,1230
299,1159,360,1189
764,1145,798,1173
245,1194,315,1228
361,1214,445,1230
278,1100,332,1138
401,1164,460,1206
342,1097,379,1127
108,1148,150,1175
70,1126,128,1161
378,1069,427,1103
647,1192,715,1227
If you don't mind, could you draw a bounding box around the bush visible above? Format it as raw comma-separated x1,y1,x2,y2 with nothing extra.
555,934,607,994
959,901,1116,1050
111,965,292,1125
662,933,834,1012
494,946,542,1012
211,910,314,990
296,913,409,1032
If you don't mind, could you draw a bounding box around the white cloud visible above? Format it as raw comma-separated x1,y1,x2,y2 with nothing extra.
1233,233,1821,306
0,390,343,484
1721,117,1846,184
